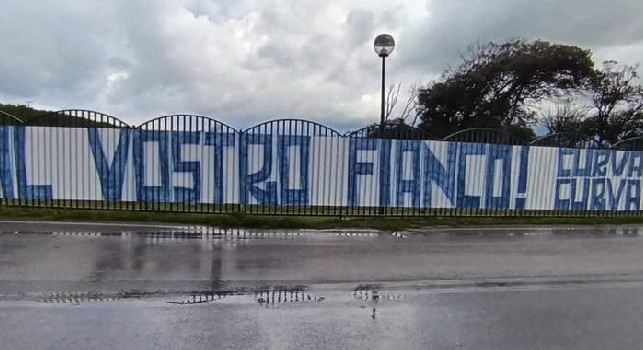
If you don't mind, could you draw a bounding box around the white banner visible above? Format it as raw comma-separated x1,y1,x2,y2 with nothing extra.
0,126,641,210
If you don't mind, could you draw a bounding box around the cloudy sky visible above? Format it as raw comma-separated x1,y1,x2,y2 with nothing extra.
0,0,642,130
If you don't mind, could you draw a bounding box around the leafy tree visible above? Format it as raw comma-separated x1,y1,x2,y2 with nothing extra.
417,39,595,138
583,61,643,146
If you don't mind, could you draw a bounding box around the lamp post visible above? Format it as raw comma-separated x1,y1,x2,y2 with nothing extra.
374,34,396,127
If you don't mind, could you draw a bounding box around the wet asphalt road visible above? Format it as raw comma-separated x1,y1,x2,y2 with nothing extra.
3,221,643,349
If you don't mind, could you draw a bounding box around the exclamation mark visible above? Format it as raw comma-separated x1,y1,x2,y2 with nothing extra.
515,146,529,209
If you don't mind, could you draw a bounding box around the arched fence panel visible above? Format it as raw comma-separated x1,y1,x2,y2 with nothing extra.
611,136,643,151
345,124,435,140
132,115,240,213
7,110,130,209
26,109,130,128
136,114,235,132
443,128,528,145
530,132,600,149
438,128,530,218
343,124,436,216
242,119,344,216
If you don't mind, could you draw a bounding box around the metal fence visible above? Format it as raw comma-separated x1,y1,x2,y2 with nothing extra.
1,109,643,217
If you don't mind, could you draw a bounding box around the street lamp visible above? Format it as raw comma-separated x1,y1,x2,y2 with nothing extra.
374,34,395,127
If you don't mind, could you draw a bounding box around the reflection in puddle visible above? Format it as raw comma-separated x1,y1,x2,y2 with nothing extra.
335,232,378,238
354,285,404,303
37,291,148,304
353,285,404,319
391,232,408,239
51,232,103,237
599,227,640,236
168,291,230,305
254,287,325,308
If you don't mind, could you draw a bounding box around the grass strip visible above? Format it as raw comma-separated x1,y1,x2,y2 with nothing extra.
2,206,643,230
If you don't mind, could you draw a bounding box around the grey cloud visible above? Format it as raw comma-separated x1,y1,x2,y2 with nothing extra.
106,57,132,70
0,0,116,102
347,9,375,46
0,0,641,130
402,0,643,73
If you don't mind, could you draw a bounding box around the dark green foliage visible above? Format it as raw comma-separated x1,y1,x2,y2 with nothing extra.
359,118,434,140
0,103,50,124
417,39,595,138
0,103,119,128
506,125,536,142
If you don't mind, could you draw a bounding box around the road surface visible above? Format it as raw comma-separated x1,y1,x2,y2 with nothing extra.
1,221,643,349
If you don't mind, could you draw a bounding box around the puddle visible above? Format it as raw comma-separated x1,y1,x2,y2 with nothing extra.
1,227,388,241
16,284,409,316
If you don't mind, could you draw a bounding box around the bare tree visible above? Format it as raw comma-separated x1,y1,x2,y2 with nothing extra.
541,99,591,134
384,82,422,126
361,82,425,139
384,82,401,121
